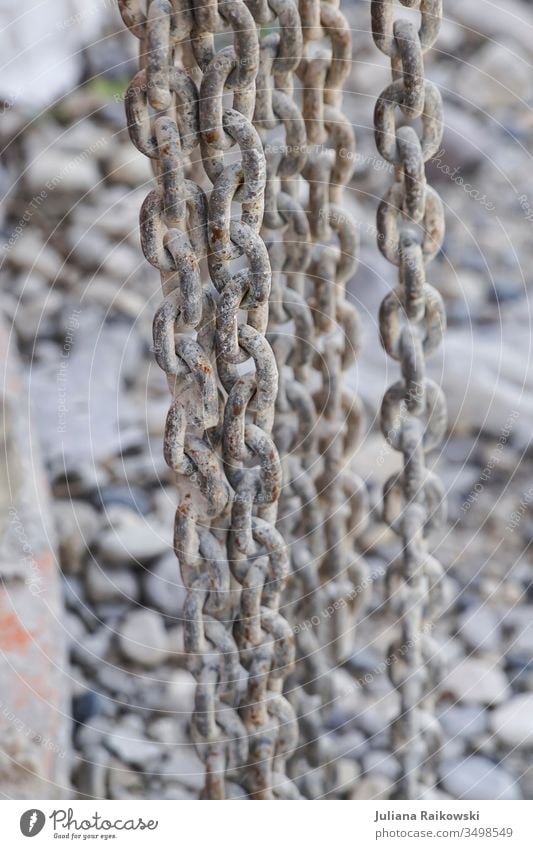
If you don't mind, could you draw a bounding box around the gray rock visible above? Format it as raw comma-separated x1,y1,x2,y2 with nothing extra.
51,460,110,500
101,243,141,282
26,148,100,194
328,730,367,761
76,746,111,799
363,750,400,781
7,231,76,285
456,40,531,112
441,756,521,800
63,576,85,612
160,782,197,800
351,775,391,801
143,552,186,617
71,629,113,673
441,657,508,705
76,187,143,241
85,561,138,604
54,499,100,575
335,759,361,794
506,608,533,656
83,277,150,321
12,290,64,346
439,704,488,740
95,485,152,516
157,751,205,793
30,313,144,469
0,0,110,109
165,669,196,719
107,759,144,800
63,612,87,644
490,695,533,749
457,605,501,653
438,738,466,762
107,145,153,186
76,715,114,751
164,625,186,664
107,720,162,769
99,517,170,564
94,602,132,622
95,665,138,699
147,717,185,746
66,226,112,270
151,487,179,527
117,609,168,668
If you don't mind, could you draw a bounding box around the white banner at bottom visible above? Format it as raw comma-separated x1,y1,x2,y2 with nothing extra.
2,800,531,848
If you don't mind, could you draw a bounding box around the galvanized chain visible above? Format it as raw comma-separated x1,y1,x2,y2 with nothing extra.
119,0,301,799
371,0,447,798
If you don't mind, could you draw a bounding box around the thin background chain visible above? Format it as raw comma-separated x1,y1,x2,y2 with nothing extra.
371,0,447,799
266,0,370,799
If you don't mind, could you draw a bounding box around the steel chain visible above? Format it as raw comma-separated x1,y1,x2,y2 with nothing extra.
295,1,371,800
371,0,447,799
255,0,369,798
119,0,302,799
120,0,371,800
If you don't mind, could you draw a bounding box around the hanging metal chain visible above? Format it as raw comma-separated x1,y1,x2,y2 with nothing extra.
291,1,371,800
371,0,447,799
252,0,369,798
118,0,301,799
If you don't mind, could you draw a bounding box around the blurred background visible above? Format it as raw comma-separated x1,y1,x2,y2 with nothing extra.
0,0,532,800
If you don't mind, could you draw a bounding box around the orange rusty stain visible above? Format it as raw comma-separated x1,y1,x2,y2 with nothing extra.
36,550,55,578
20,672,54,701
0,610,32,652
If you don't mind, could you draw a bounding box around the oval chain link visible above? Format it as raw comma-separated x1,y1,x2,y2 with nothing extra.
119,0,373,800
371,0,447,799
119,0,302,799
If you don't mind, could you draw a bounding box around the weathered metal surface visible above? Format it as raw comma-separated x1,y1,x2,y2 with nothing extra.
118,0,438,801
371,0,447,799
119,0,301,799
263,0,369,800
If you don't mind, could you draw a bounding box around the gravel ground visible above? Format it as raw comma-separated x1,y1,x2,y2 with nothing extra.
1,0,533,800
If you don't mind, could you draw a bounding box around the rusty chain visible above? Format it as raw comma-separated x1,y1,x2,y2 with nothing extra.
371,0,447,799
119,0,303,799
266,0,369,799
118,0,445,799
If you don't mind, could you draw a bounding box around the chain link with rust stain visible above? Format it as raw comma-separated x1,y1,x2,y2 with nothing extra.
371,0,447,799
118,0,372,800
246,0,370,798
118,0,303,799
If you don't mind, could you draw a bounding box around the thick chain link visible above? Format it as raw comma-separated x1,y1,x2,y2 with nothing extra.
371,0,447,799
119,0,301,799
120,0,371,800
